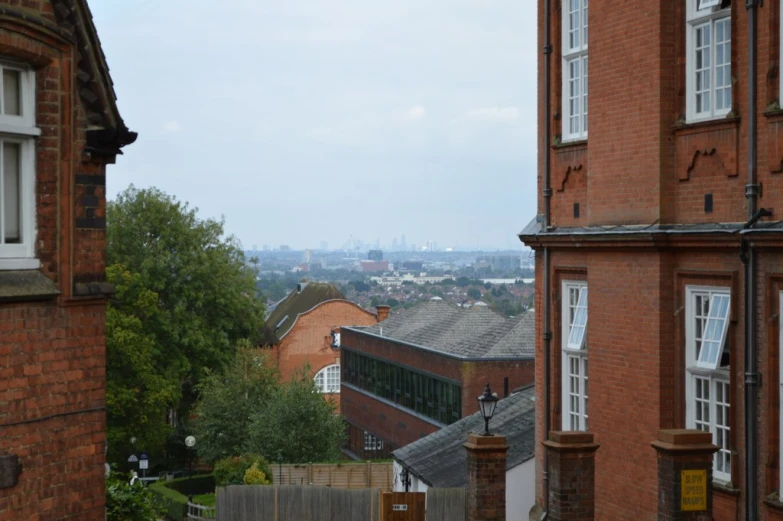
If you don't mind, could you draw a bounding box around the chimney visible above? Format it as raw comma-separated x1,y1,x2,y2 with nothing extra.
376,305,391,322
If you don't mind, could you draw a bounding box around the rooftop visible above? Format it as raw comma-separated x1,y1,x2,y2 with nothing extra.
348,300,534,359
392,386,535,487
263,282,346,344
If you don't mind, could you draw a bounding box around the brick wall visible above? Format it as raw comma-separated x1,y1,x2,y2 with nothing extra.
0,3,125,519
529,2,783,519
269,300,379,409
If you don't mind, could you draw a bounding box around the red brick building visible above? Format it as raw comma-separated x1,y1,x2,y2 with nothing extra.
340,300,534,460
520,1,783,519
0,1,134,519
263,282,385,408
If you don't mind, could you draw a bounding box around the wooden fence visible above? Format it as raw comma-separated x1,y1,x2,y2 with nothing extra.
425,488,466,521
216,485,380,521
216,485,466,521
271,462,393,490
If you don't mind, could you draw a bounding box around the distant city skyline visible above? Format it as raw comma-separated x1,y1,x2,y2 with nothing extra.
90,0,537,253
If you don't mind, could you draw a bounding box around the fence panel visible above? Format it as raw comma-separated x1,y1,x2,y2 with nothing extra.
425,488,466,521
217,486,275,521
217,485,380,521
271,462,393,490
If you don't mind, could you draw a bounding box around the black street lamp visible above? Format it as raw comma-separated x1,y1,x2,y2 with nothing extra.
185,436,196,503
477,383,499,436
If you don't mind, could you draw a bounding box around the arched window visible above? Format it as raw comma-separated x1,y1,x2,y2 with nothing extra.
314,364,340,393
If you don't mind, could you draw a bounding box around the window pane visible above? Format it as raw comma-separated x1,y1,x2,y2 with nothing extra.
2,142,20,243
3,69,20,116
567,287,588,349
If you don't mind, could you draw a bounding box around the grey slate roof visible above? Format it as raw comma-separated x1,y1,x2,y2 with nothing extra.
392,386,535,488
354,300,534,359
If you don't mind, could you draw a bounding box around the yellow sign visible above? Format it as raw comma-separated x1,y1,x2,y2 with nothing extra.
681,469,707,511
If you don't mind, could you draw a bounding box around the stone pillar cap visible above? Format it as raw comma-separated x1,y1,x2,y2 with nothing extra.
651,429,718,453
464,433,508,451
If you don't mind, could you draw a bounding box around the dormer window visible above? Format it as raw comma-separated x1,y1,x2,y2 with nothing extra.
0,62,38,269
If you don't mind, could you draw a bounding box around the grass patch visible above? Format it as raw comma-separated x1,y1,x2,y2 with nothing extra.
193,493,216,507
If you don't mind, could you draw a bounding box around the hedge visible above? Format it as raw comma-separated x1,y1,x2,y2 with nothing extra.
149,474,214,521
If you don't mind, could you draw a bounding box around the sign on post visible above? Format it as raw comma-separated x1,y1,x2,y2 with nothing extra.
681,469,707,511
127,454,138,463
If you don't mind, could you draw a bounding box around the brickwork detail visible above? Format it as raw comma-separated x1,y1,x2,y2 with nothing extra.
544,431,599,521
465,433,508,521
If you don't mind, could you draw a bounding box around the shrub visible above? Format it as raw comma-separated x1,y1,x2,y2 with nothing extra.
106,471,163,521
149,474,215,521
243,463,271,485
213,454,272,487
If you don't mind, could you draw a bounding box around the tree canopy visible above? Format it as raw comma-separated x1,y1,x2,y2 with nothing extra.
106,186,265,465
192,346,345,464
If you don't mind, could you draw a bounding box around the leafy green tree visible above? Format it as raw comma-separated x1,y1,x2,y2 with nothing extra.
386,298,400,307
467,287,481,300
106,186,265,463
350,280,371,292
245,368,345,463
106,266,179,465
191,342,278,462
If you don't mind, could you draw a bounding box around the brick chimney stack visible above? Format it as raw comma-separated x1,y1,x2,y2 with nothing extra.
376,305,391,322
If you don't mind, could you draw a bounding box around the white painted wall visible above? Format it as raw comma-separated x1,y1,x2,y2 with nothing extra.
392,458,536,520
506,458,536,521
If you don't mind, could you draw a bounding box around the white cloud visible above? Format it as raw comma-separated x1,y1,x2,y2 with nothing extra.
405,105,425,121
162,120,183,133
454,106,520,123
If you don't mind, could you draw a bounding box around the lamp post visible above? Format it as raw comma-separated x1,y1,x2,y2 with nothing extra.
185,435,196,503
477,383,499,436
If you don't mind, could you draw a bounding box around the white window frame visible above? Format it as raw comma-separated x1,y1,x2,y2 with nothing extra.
561,0,588,142
685,0,732,122
314,364,341,393
561,280,588,431
685,285,731,483
0,61,39,270
363,431,383,451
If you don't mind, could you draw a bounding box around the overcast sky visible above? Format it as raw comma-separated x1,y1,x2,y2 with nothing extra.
90,0,537,251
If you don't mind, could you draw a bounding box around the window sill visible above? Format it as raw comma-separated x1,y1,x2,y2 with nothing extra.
0,258,40,270
764,492,783,510
673,115,740,135
713,481,740,496
553,138,587,150
0,270,59,303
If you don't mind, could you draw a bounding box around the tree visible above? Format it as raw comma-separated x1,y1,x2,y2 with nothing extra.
106,186,265,463
105,266,178,465
350,280,371,292
386,298,400,307
467,287,481,300
245,367,345,463
191,342,278,462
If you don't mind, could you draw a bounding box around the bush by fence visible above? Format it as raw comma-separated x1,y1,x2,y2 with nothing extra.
150,474,215,521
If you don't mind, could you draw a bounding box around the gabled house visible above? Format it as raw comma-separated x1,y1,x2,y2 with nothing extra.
391,386,536,521
340,300,535,460
262,282,387,407
0,1,135,518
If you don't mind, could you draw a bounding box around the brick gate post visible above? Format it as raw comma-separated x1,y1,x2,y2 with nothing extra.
651,429,718,521
465,433,508,521
543,431,599,521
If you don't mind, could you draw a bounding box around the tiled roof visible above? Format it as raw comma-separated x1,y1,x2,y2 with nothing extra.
263,282,347,344
354,300,534,359
392,386,535,487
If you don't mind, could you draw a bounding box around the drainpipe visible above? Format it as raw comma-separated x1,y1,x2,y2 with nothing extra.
541,0,553,517
744,1,760,520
